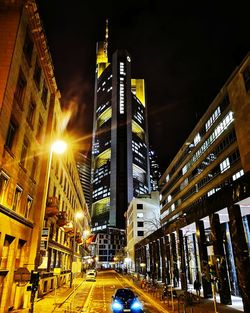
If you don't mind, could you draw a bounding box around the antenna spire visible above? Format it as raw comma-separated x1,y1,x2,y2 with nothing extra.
104,19,109,57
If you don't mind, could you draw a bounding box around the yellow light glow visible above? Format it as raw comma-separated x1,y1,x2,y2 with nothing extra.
75,212,84,219
83,230,90,237
51,140,67,154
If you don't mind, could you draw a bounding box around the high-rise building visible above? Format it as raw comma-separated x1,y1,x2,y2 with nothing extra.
91,22,150,232
149,148,161,191
75,151,92,209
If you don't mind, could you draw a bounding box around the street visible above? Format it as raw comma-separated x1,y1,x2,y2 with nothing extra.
34,270,165,313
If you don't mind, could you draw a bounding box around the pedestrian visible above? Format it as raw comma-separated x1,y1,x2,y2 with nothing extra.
194,278,201,298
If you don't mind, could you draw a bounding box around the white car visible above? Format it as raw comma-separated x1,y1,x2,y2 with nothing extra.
86,272,96,281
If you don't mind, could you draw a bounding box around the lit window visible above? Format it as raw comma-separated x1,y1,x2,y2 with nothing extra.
25,196,33,218
137,212,143,218
0,172,9,204
232,169,244,181
220,158,230,173
13,185,23,212
166,174,169,182
207,189,215,197
182,164,188,175
194,133,201,146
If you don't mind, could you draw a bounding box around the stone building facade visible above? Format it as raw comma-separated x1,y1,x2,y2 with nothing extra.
0,1,90,311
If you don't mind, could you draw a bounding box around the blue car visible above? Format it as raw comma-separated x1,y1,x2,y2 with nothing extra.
111,288,143,313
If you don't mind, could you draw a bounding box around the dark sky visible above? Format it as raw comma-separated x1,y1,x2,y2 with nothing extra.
36,0,250,173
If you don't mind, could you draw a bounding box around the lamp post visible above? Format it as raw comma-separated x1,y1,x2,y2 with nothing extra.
29,139,67,313
70,211,84,288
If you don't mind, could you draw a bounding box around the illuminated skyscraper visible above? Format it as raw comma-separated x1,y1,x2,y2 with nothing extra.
91,22,150,231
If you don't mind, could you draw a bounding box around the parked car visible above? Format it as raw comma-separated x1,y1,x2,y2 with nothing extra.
111,288,143,312
86,271,96,281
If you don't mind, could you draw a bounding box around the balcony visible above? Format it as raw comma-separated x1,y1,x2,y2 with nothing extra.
57,211,68,227
63,221,74,233
45,197,59,217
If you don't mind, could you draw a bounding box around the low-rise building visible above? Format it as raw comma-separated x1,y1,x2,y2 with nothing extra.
126,192,160,272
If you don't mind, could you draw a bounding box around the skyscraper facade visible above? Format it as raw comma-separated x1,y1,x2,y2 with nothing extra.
91,25,150,231
75,151,92,209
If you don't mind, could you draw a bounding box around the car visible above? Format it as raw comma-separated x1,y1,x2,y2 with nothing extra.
111,288,143,312
86,269,97,277
86,272,96,281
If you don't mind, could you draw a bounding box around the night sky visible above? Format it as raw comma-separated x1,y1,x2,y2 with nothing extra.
36,0,250,173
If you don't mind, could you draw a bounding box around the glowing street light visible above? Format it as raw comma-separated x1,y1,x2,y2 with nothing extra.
51,139,68,154
30,139,68,313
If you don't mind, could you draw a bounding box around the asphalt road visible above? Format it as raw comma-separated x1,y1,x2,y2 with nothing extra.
59,269,163,313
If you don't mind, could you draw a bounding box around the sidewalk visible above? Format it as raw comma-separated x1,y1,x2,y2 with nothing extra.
124,275,244,313
12,277,84,313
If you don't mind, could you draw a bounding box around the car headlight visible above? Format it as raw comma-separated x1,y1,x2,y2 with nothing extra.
112,300,123,311
131,300,142,310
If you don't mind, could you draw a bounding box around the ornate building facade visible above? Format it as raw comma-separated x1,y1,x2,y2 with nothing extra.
0,1,90,311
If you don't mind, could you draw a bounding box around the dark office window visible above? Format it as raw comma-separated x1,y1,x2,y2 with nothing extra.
243,64,250,92
27,100,36,127
137,221,144,227
41,82,48,107
137,203,143,210
137,231,144,236
14,69,26,109
23,29,33,65
5,119,18,150
33,59,41,88
20,137,29,167
36,115,43,142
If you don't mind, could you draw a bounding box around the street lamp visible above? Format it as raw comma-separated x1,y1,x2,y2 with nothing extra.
30,139,67,313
